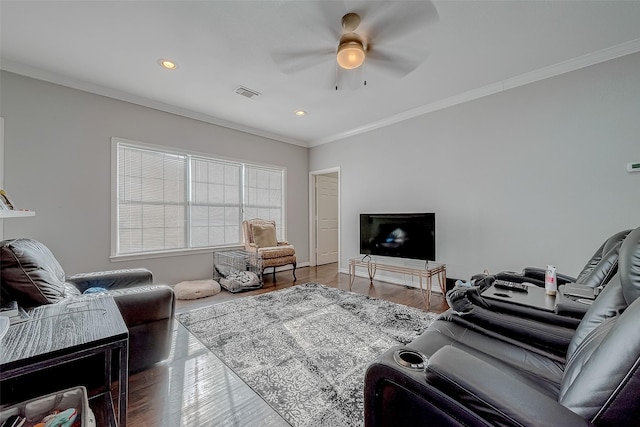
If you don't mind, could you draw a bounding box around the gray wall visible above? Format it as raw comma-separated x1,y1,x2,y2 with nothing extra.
0,71,309,285
3,51,639,286
310,52,640,281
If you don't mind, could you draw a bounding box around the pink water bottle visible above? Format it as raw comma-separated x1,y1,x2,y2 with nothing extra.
545,265,557,295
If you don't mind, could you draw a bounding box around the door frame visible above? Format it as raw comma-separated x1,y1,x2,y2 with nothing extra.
309,167,341,269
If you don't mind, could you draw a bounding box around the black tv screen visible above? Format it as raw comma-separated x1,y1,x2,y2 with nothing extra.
360,213,435,261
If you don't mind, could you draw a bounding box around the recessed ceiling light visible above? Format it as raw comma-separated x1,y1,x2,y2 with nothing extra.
294,110,307,116
159,59,178,70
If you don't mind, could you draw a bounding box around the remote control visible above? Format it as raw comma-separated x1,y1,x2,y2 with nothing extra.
493,279,529,292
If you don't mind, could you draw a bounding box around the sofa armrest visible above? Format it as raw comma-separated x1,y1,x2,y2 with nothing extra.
522,266,547,281
424,346,592,426
445,284,577,355
107,284,174,326
66,268,153,292
522,267,577,285
107,284,175,373
555,287,592,317
277,241,290,246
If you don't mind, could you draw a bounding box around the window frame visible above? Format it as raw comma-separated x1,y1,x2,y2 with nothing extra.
110,137,286,261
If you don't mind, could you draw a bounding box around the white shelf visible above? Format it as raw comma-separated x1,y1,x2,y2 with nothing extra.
0,210,35,218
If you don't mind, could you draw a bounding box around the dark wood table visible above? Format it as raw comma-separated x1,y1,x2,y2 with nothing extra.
0,296,128,426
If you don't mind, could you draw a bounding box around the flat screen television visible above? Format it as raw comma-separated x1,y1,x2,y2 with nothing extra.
360,213,435,261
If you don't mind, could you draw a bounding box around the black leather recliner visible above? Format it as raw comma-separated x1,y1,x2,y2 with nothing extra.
437,229,634,356
365,227,640,426
0,238,175,374
496,229,631,288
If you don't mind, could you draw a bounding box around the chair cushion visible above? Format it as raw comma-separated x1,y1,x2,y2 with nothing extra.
257,245,296,259
261,255,296,269
0,238,80,308
252,223,278,248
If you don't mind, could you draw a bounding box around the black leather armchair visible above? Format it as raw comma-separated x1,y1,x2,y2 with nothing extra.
365,227,640,426
0,238,175,374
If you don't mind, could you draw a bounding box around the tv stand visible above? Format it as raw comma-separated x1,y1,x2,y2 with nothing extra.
348,257,446,309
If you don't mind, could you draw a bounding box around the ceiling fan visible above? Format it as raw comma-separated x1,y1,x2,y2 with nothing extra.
271,1,439,88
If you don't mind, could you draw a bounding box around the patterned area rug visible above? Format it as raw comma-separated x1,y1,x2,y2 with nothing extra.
176,283,437,427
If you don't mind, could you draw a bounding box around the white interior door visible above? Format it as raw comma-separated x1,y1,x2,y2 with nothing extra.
316,175,339,265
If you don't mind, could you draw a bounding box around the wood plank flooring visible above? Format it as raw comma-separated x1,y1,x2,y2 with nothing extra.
125,263,448,426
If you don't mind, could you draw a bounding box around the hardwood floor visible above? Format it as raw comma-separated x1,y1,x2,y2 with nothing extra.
125,264,448,426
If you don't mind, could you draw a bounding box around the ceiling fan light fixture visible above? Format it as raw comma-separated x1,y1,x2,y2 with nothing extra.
337,41,365,70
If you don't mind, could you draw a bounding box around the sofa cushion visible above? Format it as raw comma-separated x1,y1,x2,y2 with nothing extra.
0,238,80,308
252,223,277,248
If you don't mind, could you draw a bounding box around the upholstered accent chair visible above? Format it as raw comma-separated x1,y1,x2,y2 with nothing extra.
242,218,296,282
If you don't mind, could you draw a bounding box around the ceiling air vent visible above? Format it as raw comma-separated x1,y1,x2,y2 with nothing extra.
234,86,261,99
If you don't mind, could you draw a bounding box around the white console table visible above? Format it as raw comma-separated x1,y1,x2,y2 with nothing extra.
348,257,446,309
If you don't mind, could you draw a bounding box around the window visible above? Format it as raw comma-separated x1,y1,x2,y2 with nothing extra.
244,165,284,239
113,139,285,257
190,157,242,248
117,146,187,254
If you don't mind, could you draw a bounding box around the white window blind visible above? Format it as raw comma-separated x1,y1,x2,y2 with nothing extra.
190,157,242,247
118,145,187,254
114,140,285,257
244,165,284,240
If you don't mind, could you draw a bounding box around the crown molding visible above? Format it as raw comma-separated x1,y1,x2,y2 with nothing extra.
310,38,640,147
3,37,639,150
0,59,309,148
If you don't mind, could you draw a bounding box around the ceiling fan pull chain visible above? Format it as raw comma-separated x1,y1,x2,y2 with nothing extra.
364,63,367,86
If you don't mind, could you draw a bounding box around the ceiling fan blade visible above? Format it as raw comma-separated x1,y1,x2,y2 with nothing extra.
277,0,346,43
315,0,349,34
366,49,426,78
269,1,354,76
271,48,335,74
364,0,439,44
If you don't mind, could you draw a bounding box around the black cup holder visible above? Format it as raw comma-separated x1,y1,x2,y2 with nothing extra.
393,349,427,370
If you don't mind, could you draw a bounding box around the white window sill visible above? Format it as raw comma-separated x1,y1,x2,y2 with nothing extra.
110,244,245,262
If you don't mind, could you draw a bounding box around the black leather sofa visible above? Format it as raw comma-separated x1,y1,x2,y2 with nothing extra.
365,227,640,426
0,238,175,374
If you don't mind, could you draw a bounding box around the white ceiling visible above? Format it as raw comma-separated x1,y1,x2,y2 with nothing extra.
2,1,640,147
